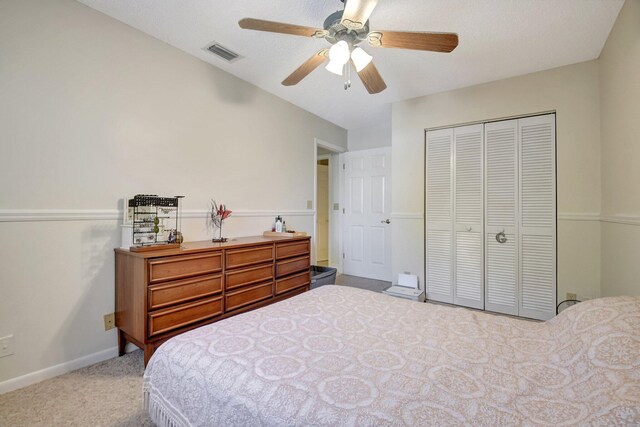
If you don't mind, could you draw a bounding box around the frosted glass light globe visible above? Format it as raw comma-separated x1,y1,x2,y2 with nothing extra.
328,41,350,65
351,47,372,72
325,59,344,75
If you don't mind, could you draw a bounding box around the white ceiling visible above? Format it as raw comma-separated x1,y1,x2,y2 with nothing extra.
77,0,623,130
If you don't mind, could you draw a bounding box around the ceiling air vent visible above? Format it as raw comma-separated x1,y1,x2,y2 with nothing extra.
205,42,242,63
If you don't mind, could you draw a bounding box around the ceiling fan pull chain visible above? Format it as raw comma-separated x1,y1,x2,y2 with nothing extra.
344,62,352,90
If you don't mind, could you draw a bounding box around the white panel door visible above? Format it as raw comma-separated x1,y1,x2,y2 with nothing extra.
426,128,453,303
343,147,392,281
484,119,519,316
518,114,556,320
453,124,484,309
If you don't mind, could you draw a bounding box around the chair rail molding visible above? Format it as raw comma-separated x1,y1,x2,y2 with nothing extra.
600,214,640,226
557,212,601,222
0,209,314,223
557,213,640,226
390,212,423,220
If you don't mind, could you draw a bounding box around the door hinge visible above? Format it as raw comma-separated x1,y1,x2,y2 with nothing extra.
342,208,345,214
342,163,345,170
342,253,345,259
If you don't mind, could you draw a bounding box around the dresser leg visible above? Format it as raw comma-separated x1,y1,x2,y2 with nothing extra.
144,344,154,366
117,329,126,356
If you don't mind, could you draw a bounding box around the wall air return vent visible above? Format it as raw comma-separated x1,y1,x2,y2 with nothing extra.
205,42,242,63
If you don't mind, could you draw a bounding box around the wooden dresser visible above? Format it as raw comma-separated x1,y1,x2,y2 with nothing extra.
114,236,311,364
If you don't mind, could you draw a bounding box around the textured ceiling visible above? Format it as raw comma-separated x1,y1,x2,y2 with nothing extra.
77,0,623,130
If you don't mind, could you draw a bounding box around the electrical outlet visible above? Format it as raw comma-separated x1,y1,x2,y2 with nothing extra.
103,313,115,331
566,292,577,301
0,335,14,358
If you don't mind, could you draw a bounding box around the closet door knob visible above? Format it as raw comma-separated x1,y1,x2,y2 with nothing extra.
381,219,391,224
496,231,507,244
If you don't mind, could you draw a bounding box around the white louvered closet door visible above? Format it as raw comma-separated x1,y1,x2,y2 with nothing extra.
518,115,556,320
453,124,484,309
484,119,519,316
426,128,454,303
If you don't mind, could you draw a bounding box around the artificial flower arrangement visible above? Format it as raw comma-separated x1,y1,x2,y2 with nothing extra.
211,200,232,242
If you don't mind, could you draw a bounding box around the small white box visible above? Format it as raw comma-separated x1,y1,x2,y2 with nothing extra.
383,285,426,302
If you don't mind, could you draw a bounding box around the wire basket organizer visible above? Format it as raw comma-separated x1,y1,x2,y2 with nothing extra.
129,194,183,251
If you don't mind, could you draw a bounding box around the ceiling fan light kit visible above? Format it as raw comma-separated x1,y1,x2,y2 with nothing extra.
324,61,344,76
325,58,346,76
329,40,351,63
351,47,372,72
238,0,458,94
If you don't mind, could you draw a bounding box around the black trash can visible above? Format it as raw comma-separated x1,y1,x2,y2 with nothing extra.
310,266,337,289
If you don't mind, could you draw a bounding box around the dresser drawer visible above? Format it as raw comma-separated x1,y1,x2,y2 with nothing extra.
148,296,222,337
148,253,222,284
226,245,274,269
225,263,274,291
276,255,310,278
225,282,273,312
275,271,310,295
148,274,222,310
276,240,310,260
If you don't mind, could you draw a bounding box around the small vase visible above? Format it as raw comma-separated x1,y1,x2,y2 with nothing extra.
212,222,227,243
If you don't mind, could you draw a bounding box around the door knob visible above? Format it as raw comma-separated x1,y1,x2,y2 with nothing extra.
496,231,507,244
381,219,391,224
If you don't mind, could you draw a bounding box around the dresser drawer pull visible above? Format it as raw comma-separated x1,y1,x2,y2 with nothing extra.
276,255,310,278
225,263,274,290
276,271,310,295
148,253,222,284
148,296,222,337
148,274,222,310
275,240,310,260
225,282,273,312
226,245,274,269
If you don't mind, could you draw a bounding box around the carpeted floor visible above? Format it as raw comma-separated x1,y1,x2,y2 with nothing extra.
0,350,151,427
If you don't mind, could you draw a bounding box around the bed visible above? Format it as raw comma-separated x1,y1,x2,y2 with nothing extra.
143,285,640,426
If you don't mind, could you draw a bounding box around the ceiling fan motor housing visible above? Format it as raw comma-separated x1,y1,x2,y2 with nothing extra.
323,10,369,46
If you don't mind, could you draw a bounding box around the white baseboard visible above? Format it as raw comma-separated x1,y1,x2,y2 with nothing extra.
0,344,138,395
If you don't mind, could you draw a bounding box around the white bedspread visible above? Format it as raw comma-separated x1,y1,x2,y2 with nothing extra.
143,285,640,426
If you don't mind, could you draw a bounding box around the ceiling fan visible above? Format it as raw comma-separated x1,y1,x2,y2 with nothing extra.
238,0,458,94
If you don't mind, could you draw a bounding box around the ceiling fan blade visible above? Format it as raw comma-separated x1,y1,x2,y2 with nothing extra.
368,30,458,52
354,60,387,94
282,49,329,86
239,18,327,38
341,0,378,30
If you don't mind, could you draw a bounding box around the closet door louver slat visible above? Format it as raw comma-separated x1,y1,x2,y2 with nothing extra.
426,129,453,303
484,120,519,316
453,124,484,309
485,232,518,314
519,115,556,320
427,230,452,299
455,231,483,304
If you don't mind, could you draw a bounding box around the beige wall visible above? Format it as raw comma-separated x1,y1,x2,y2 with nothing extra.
348,120,392,151
599,0,640,297
392,60,602,301
0,0,346,386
